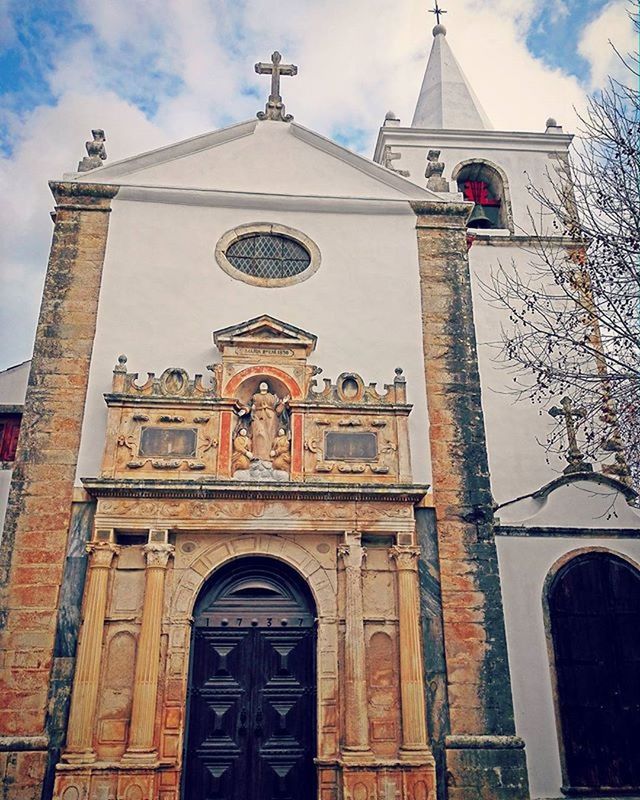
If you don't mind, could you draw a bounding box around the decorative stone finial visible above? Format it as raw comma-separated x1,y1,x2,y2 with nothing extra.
545,118,563,133
549,396,593,474
432,24,447,36
114,354,128,373
255,51,298,122
425,149,449,192
77,129,107,172
382,145,410,176
383,111,401,128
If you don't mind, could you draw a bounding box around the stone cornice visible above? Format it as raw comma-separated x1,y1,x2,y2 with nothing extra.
82,477,429,504
115,184,428,215
374,125,574,162
49,180,119,210
410,199,473,227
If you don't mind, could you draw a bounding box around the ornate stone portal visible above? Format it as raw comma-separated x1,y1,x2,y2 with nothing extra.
54,316,436,800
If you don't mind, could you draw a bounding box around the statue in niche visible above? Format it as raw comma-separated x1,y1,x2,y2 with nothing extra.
270,428,291,472
239,381,289,462
231,428,253,473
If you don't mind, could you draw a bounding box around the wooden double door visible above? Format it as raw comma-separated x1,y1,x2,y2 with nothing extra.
549,552,640,793
183,559,317,800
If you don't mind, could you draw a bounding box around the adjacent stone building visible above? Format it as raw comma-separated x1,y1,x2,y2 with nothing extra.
0,22,638,800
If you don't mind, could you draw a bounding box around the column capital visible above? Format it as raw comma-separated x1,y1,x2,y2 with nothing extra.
389,545,421,571
86,541,119,567
143,542,175,569
337,542,366,570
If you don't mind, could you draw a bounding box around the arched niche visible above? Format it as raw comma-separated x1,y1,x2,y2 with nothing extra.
224,365,302,402
544,548,640,793
452,158,514,232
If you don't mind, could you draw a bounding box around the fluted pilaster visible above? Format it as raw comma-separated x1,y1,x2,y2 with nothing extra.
62,541,119,763
390,545,433,762
338,533,372,761
124,541,174,762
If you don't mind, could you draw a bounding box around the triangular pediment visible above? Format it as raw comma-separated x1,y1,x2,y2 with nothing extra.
70,119,441,202
213,315,317,356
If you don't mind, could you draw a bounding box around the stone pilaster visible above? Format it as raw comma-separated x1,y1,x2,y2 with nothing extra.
124,540,174,762
337,533,372,762
389,546,433,763
62,541,119,763
0,181,118,799
411,200,530,798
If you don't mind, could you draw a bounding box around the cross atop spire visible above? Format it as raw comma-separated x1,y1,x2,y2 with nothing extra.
429,1,447,26
255,51,298,122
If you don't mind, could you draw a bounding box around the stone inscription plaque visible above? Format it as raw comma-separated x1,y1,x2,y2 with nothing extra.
324,432,377,461
139,427,197,458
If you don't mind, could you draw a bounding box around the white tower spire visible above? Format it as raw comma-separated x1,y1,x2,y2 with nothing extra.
412,23,493,130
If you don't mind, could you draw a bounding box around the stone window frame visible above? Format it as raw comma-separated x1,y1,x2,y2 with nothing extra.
541,546,640,792
215,222,322,288
451,158,515,233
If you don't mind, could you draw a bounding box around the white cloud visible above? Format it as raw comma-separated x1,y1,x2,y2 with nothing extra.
578,0,637,88
0,0,615,366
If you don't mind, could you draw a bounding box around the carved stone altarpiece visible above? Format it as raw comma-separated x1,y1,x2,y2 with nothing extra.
101,314,413,485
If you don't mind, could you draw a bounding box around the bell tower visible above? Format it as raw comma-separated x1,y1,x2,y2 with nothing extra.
373,10,573,800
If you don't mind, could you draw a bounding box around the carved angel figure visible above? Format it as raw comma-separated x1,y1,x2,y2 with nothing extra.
231,428,253,473
270,428,291,472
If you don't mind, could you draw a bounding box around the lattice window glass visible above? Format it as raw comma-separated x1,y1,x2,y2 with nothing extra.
225,234,311,279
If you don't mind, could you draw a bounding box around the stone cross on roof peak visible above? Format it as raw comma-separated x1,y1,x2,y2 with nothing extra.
255,51,298,122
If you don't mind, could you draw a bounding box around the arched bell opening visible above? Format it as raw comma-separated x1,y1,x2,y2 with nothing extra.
452,159,513,231
182,556,318,800
545,550,640,794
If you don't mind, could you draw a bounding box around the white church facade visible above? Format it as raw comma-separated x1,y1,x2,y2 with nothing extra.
0,19,638,800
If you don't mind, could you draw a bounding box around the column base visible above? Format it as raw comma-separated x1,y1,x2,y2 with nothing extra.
60,749,97,765
399,745,435,765
121,748,159,765
341,747,375,765
341,758,437,799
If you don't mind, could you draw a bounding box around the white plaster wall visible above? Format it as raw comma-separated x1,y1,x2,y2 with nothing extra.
0,361,30,404
75,196,431,483
497,535,640,799
468,244,567,504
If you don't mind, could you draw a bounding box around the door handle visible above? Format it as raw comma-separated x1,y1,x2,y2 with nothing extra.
238,707,248,736
254,708,263,737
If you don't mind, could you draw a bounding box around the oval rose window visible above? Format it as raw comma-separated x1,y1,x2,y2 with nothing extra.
226,234,311,280
215,223,321,287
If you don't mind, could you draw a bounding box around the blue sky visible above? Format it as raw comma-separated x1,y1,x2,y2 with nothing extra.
0,0,635,367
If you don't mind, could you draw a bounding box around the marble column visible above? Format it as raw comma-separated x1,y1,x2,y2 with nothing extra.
123,541,174,761
338,533,372,761
390,545,433,761
62,541,119,763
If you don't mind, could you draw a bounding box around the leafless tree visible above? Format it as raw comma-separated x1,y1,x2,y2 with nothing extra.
482,12,639,487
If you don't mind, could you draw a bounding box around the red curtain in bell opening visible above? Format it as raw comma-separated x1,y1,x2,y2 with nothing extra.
462,180,501,206
0,415,21,461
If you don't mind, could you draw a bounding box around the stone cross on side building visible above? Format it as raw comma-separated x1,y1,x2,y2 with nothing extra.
255,50,298,122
